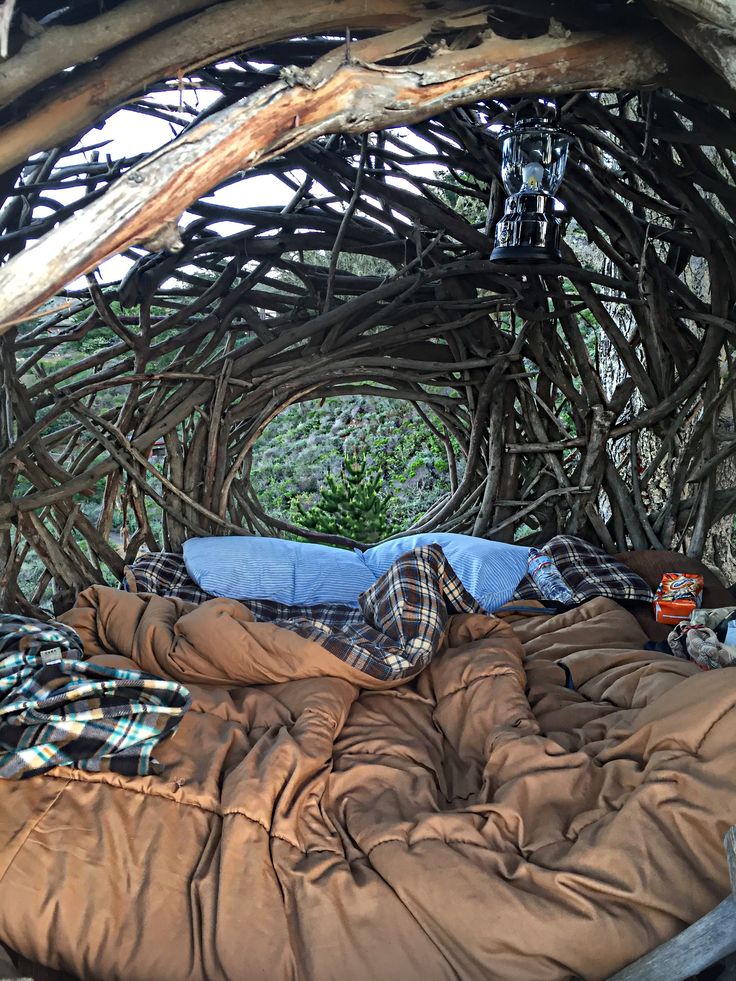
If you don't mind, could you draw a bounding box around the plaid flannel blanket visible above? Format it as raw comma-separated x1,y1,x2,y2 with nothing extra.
274,544,480,679
125,545,481,681
0,615,191,780
514,535,653,604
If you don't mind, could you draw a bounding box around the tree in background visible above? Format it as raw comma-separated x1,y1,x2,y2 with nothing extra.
293,450,395,544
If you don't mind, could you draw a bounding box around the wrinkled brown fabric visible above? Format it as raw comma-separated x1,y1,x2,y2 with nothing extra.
1,589,734,981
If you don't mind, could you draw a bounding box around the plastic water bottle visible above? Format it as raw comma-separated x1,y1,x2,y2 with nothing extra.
528,549,574,604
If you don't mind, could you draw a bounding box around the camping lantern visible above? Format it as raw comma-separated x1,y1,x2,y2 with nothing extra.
490,114,572,263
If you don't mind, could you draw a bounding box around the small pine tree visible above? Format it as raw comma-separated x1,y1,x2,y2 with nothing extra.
293,450,394,543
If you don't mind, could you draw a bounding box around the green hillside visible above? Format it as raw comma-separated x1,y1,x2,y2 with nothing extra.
251,394,463,535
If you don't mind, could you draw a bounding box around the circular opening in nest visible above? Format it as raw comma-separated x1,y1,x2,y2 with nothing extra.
250,394,464,543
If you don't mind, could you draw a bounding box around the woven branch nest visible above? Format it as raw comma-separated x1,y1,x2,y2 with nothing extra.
0,6,735,614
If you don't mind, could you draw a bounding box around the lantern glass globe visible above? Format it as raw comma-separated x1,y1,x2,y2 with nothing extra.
499,120,572,198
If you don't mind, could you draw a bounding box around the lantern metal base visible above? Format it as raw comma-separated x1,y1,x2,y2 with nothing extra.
491,193,564,264
490,243,562,263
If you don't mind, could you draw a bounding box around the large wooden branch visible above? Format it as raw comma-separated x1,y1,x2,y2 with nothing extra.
0,0,431,179
0,26,679,332
657,0,736,28
0,0,214,109
646,0,736,88
650,0,736,88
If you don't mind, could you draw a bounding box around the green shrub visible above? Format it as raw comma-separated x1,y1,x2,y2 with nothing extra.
293,450,395,544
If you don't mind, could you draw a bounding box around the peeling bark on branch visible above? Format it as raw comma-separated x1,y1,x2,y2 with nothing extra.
0,0,432,179
657,0,736,28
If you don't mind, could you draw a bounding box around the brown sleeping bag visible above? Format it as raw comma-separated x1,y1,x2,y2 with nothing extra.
1,586,735,980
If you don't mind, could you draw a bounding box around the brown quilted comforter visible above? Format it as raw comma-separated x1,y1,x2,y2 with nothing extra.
1,588,735,981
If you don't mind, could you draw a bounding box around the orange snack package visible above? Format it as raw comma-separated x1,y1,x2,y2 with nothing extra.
653,572,704,625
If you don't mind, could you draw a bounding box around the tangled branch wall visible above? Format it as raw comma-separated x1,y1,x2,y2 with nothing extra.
1,31,736,614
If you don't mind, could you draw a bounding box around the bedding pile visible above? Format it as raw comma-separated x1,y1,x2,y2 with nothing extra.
0,550,735,980
128,544,480,683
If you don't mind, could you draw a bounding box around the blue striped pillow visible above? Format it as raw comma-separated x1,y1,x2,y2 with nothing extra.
360,533,530,612
183,536,376,607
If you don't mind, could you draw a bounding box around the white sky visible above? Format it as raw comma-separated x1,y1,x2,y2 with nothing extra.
64,86,292,285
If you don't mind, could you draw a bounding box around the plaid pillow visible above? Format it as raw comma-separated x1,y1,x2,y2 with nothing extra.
123,551,210,604
514,536,653,604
